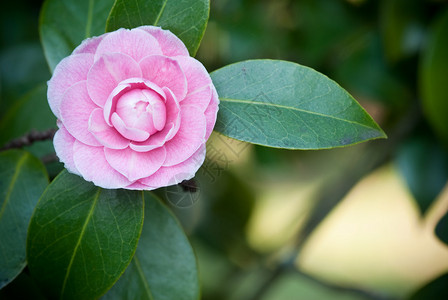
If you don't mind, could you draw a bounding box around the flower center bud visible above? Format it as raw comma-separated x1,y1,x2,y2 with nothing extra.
115,89,166,136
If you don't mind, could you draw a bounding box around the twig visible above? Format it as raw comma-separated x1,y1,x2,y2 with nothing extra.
179,178,198,193
0,128,57,151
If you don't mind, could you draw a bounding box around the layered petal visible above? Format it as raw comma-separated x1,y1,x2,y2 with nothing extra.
60,81,101,146
180,85,212,112
111,113,150,142
73,35,105,55
94,28,162,62
87,52,142,107
175,56,212,95
140,55,187,101
139,26,189,57
104,147,166,181
53,126,79,175
73,141,131,189
88,108,129,149
140,145,206,188
48,53,93,118
125,181,152,190
162,105,206,167
204,87,220,140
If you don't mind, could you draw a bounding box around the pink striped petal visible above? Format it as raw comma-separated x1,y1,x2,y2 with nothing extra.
104,147,166,181
140,145,206,188
87,52,142,107
204,87,219,140
48,53,94,118
94,28,162,62
73,141,131,189
162,105,206,167
73,35,105,55
180,85,212,112
111,113,150,142
175,56,212,96
130,87,181,152
139,26,189,57
140,55,187,101
53,126,80,175
88,108,129,149
60,81,101,146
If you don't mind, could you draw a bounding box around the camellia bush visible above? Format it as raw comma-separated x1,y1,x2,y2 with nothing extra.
0,0,447,299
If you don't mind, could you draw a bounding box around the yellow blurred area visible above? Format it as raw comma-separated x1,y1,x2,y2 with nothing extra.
295,164,448,298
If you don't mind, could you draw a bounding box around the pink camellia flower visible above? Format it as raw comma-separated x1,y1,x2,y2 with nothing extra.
49,26,219,190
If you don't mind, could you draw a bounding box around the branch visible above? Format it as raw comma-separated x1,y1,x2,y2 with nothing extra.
0,128,57,151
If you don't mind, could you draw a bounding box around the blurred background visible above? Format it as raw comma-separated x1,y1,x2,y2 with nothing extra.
1,0,448,299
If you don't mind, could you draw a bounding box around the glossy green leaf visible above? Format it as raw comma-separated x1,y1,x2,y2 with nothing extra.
0,150,48,289
0,84,55,146
421,9,448,143
410,273,448,300
26,170,144,300
435,211,448,245
103,192,199,300
0,43,50,116
211,60,386,149
106,0,210,56
395,136,448,214
39,0,115,71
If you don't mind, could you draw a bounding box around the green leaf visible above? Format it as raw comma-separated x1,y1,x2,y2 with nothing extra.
26,170,144,300
395,136,448,214
211,60,386,149
39,0,115,71
106,0,210,56
0,84,56,146
420,9,448,143
410,273,448,300
0,43,51,116
435,211,448,245
102,192,199,300
0,150,48,289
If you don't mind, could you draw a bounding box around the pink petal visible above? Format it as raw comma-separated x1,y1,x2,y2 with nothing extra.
180,85,212,112
130,87,180,152
73,35,105,55
140,55,187,101
94,28,162,62
60,81,101,147
204,87,219,140
48,53,94,118
129,123,173,152
125,181,152,190
104,147,166,181
53,126,80,175
175,56,212,96
162,105,206,167
73,141,131,189
140,144,206,188
88,108,129,149
87,52,142,107
139,26,189,57
111,113,150,142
